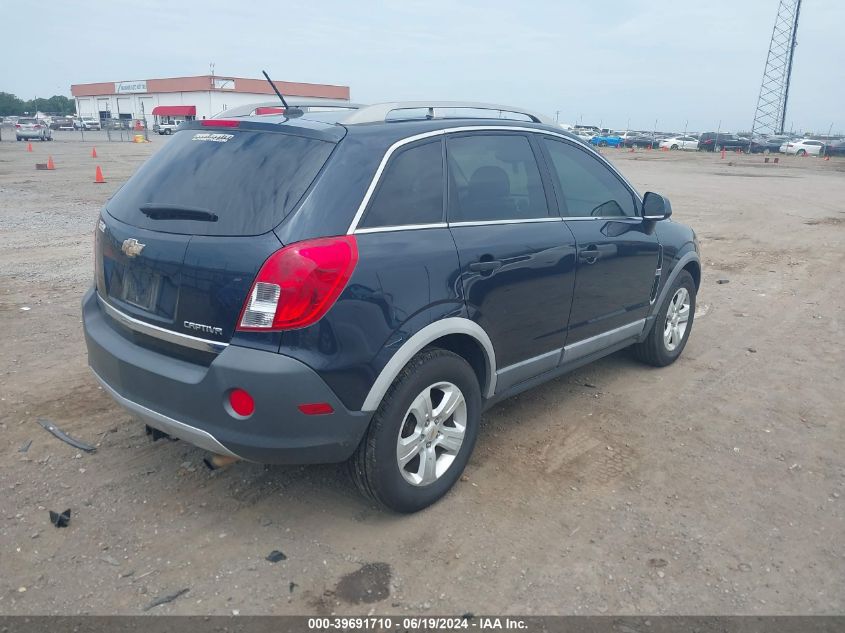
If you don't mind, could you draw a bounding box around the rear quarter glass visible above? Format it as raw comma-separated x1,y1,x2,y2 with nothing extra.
105,129,335,237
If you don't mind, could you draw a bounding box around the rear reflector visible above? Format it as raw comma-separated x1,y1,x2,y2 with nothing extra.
228,388,255,417
237,235,358,331
298,403,334,415
202,119,239,127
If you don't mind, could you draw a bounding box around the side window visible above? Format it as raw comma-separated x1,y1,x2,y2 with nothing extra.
360,140,444,228
543,139,637,218
447,134,549,222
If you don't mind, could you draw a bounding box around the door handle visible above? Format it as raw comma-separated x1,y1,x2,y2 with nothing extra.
469,260,503,274
578,246,602,264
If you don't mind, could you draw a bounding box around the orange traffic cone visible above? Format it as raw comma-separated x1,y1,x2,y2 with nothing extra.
824,155,830,161
721,149,726,159
27,143,33,152
47,156,55,170
91,147,98,158
94,165,105,183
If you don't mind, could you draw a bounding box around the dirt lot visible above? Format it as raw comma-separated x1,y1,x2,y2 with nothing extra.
1,131,843,615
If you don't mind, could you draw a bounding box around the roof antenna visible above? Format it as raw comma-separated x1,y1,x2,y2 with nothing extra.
262,70,303,118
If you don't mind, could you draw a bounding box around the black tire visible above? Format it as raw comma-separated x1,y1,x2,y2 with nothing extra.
599,141,608,147
633,270,696,367
797,149,806,156
670,144,679,150
165,128,172,135
350,348,481,513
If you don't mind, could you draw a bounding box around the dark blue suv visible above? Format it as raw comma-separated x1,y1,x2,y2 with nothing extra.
82,101,701,512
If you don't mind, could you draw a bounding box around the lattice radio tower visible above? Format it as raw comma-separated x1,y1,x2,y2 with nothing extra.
750,0,802,136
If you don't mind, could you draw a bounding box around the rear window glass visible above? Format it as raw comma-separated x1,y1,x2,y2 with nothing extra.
106,129,334,236
360,140,444,228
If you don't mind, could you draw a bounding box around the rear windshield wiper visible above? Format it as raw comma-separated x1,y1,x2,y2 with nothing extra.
140,204,218,222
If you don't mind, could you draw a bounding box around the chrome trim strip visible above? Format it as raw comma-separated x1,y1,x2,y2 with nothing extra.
361,317,497,411
449,217,562,227
346,125,643,235
562,319,646,364
563,216,642,221
91,368,240,459
346,129,447,234
354,222,448,235
495,348,562,393
96,294,228,354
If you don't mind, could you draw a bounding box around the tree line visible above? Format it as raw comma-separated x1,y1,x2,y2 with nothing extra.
0,92,76,117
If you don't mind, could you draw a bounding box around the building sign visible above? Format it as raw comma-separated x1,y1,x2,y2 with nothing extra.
214,78,235,90
115,81,147,94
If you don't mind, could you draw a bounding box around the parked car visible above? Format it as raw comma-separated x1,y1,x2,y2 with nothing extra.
82,101,701,512
697,132,746,152
823,139,845,157
659,136,699,151
747,136,787,154
49,117,75,130
15,118,52,141
782,138,825,156
589,133,623,147
622,134,661,149
79,117,101,130
153,120,181,135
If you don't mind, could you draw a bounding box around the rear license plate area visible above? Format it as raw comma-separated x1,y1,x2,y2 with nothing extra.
121,268,161,311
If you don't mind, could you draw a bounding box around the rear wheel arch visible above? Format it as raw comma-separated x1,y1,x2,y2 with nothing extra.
423,333,488,397
360,318,496,412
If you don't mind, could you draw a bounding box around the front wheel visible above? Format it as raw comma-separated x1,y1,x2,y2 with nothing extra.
633,270,696,367
599,141,608,147
350,348,481,513
671,144,679,150
797,149,806,156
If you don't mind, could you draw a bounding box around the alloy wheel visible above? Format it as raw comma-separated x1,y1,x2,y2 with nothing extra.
396,382,467,486
664,287,690,352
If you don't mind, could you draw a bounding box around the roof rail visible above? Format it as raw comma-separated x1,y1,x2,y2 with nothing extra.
212,98,365,119
339,101,557,126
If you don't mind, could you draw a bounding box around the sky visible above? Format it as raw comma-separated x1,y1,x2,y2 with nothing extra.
3,0,842,133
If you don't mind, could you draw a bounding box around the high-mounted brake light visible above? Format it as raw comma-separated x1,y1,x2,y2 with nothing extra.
237,236,358,331
202,119,239,127
255,107,286,115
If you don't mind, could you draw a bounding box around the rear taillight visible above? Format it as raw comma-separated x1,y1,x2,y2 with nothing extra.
15,124,21,129
237,236,358,331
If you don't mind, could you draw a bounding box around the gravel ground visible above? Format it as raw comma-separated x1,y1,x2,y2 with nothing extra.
1,132,843,615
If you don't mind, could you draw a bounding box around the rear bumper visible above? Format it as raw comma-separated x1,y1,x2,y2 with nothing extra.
17,130,43,138
82,287,372,463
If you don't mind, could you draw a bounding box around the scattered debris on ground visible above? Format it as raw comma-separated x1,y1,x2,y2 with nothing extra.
37,418,96,453
48,509,71,528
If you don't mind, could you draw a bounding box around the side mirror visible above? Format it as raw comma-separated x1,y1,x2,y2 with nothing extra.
642,192,672,221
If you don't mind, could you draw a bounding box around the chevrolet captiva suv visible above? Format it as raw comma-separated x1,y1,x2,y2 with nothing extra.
82,100,701,512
